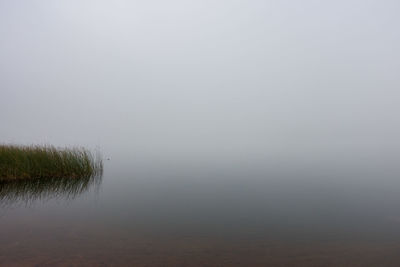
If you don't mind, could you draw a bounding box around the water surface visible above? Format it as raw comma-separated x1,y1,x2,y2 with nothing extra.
1,157,400,266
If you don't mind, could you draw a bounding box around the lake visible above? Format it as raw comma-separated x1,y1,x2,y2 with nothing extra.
1,156,400,266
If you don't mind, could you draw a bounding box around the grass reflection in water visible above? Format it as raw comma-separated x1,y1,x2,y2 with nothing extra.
0,174,102,206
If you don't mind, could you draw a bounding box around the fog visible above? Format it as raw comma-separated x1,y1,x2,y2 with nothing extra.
1,0,399,164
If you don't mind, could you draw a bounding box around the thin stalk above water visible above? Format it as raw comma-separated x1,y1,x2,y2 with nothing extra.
0,145,103,181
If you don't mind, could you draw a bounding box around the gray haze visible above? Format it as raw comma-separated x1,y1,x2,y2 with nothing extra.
1,0,400,164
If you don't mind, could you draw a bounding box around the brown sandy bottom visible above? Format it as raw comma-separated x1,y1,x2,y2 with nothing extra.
1,211,399,266
1,224,400,267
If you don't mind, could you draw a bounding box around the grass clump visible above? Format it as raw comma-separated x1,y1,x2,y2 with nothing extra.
0,145,103,181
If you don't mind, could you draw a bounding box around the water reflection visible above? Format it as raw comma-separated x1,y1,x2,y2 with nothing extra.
0,175,102,206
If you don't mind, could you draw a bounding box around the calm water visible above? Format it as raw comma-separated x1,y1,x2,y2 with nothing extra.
2,157,400,266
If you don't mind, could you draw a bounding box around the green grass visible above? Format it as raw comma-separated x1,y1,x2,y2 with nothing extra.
0,145,103,181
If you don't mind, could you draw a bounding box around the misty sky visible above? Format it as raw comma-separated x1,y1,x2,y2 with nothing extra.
1,0,399,162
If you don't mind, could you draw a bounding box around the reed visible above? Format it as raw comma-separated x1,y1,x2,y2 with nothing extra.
0,145,103,181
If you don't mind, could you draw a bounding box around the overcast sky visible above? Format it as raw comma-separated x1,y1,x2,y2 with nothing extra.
1,0,399,163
